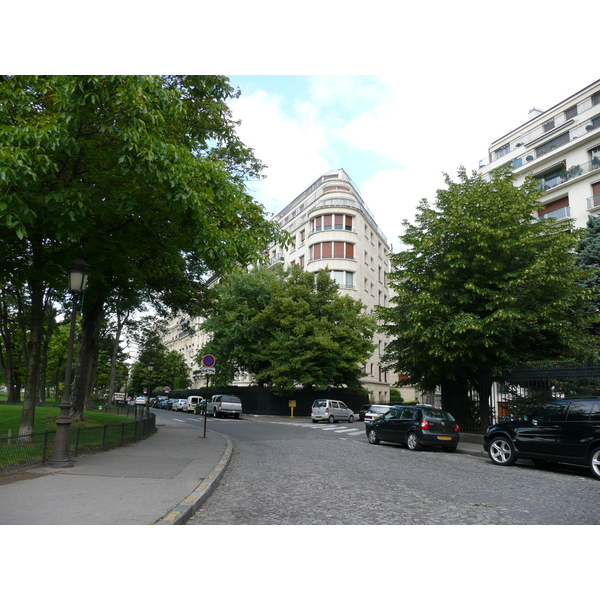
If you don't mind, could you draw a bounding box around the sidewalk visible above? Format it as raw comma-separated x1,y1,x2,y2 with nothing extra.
0,413,232,525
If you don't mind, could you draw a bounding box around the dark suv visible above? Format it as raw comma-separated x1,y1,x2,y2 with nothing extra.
366,404,459,452
484,397,600,480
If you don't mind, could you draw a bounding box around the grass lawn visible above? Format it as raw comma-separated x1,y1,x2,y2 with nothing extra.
0,403,133,437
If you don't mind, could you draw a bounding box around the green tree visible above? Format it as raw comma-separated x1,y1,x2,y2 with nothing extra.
200,266,377,393
0,76,284,434
576,216,600,336
378,167,595,424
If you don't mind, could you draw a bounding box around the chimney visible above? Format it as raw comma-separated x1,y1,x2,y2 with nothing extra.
528,107,544,121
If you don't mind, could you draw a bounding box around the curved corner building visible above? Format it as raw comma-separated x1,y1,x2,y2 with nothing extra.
267,168,393,403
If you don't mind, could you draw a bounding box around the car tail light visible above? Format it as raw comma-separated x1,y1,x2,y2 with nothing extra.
420,420,430,430
325,407,329,414
454,423,459,432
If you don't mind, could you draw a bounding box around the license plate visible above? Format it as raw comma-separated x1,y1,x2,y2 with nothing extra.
437,436,451,440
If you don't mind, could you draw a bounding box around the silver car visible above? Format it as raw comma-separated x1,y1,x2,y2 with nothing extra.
311,399,355,423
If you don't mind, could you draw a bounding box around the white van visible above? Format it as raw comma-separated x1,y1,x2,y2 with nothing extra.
185,395,204,414
311,399,355,423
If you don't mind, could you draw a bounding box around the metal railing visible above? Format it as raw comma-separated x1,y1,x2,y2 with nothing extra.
0,411,156,474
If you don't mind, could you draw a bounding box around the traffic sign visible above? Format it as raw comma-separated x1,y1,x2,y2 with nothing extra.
200,367,215,375
202,354,215,368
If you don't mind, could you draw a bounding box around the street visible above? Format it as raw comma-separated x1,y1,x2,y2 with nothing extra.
155,411,600,525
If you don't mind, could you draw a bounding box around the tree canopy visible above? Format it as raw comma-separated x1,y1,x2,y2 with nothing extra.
199,266,377,393
0,75,284,434
378,167,596,391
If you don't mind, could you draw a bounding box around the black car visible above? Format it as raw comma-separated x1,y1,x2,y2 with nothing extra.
366,405,459,451
484,397,600,480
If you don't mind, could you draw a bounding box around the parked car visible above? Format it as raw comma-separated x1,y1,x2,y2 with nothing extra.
484,397,600,480
172,398,188,412
207,394,242,418
156,399,168,409
134,396,147,406
194,399,207,415
166,398,178,410
184,395,204,413
311,399,355,423
366,405,459,452
359,404,372,421
363,405,391,422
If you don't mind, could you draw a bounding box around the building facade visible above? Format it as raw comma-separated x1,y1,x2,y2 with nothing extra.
266,168,393,402
162,168,398,402
478,79,600,227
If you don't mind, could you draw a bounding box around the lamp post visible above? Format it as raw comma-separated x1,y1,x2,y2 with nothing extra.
47,259,90,468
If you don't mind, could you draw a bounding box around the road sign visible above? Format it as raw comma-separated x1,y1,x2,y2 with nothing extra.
202,354,215,368
200,367,215,375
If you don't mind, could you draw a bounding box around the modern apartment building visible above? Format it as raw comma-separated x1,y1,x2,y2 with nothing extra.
266,168,393,403
478,79,600,226
162,168,399,403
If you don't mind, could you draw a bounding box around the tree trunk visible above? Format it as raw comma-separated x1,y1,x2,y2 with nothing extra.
108,311,127,405
19,279,45,438
71,293,104,421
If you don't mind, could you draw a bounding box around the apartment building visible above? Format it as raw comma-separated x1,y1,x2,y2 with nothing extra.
478,79,600,226
266,168,393,403
163,168,398,402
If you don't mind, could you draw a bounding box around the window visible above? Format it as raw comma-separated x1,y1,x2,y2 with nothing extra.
565,105,578,119
543,119,555,133
330,270,354,288
311,213,353,233
535,164,567,191
495,143,510,159
310,242,355,261
300,229,305,244
529,401,568,423
535,132,570,158
538,196,569,220
566,401,592,421
592,91,600,106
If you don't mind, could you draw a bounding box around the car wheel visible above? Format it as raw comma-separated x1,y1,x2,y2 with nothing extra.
367,428,380,445
488,436,517,466
589,447,600,480
213,409,218,418
348,415,354,423
328,415,335,424
442,446,457,453
407,432,421,451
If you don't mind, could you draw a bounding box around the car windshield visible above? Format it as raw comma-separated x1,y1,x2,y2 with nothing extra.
369,406,389,414
313,400,327,408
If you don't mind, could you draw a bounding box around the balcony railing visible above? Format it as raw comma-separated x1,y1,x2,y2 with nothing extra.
536,157,600,192
587,194,600,210
538,205,570,221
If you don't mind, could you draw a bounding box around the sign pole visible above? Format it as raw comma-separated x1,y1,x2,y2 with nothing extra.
203,373,209,438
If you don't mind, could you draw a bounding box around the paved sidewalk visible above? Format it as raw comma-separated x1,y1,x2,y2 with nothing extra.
0,413,232,525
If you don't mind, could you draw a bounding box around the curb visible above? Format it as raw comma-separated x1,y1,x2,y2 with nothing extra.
153,432,234,525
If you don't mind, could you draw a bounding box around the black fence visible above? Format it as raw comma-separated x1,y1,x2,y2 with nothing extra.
444,363,600,434
165,386,370,417
0,411,156,474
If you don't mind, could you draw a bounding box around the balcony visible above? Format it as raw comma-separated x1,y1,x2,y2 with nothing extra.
536,157,600,192
587,194,600,210
538,205,570,221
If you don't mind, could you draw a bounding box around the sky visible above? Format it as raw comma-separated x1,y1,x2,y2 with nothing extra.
226,71,598,250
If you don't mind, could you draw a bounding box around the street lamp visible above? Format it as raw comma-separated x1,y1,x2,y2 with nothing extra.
47,259,90,468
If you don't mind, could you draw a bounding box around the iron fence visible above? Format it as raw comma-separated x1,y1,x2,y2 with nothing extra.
0,411,156,474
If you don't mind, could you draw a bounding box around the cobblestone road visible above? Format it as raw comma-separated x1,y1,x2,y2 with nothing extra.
188,419,600,525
